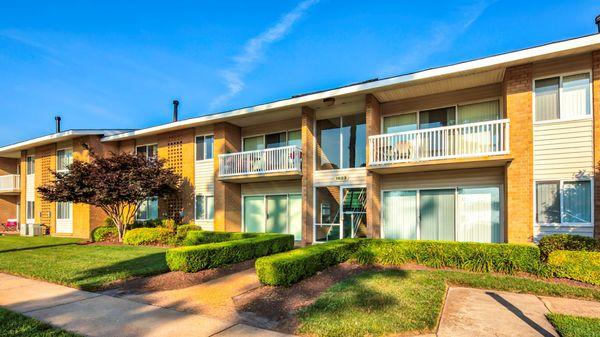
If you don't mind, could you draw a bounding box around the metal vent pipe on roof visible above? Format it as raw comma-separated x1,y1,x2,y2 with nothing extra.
55,116,61,133
596,15,600,33
173,100,179,122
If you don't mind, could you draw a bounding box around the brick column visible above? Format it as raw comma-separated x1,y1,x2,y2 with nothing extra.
365,94,382,238
19,151,27,224
0,157,19,223
503,64,534,243
213,122,242,232
301,106,315,245
593,51,600,239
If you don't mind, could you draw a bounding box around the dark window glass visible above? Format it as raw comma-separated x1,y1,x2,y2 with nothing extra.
317,118,341,170
196,136,204,160
341,113,366,168
536,182,560,223
419,107,456,129
265,132,287,149
205,136,213,159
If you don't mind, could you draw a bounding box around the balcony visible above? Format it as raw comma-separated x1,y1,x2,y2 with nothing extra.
218,145,302,182
368,119,511,173
0,174,20,194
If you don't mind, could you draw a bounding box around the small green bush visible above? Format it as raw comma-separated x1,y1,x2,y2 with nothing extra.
123,227,173,246
355,239,546,275
538,234,600,261
175,224,203,241
91,225,118,242
255,239,364,286
548,250,600,286
182,230,258,246
166,233,294,272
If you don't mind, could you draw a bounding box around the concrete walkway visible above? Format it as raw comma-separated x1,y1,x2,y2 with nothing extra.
437,287,600,337
0,273,292,337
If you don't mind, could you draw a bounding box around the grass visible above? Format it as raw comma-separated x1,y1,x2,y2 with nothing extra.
297,268,600,337
0,307,81,337
547,313,600,337
298,270,447,337
0,236,168,290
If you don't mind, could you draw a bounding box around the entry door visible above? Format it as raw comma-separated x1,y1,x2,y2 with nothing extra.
457,187,501,243
419,189,455,241
244,196,266,233
288,194,302,241
266,195,287,234
56,202,73,234
382,190,417,239
341,187,366,238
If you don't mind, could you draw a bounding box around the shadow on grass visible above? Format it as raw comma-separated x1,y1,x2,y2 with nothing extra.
69,252,169,291
0,242,79,254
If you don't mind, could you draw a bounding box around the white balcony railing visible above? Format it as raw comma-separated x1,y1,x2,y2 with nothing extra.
0,174,20,192
219,145,302,177
369,119,510,166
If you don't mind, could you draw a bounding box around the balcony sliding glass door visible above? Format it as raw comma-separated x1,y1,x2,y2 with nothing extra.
243,194,302,240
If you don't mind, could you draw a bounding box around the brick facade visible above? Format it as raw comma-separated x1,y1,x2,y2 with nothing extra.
213,122,242,232
503,64,534,243
365,94,382,238
301,106,315,245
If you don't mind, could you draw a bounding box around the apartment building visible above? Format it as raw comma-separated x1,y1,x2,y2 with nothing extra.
1,32,600,242
0,127,130,237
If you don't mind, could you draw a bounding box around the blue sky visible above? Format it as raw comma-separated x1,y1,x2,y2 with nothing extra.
1,0,599,145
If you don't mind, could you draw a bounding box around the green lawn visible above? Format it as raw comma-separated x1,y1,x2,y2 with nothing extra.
547,313,600,337
298,269,600,337
0,307,81,337
0,236,168,290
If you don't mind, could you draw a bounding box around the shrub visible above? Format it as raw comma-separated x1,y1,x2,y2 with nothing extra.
123,227,173,246
255,239,364,286
548,250,600,286
91,225,118,242
182,230,258,246
538,234,600,261
355,240,547,275
175,224,203,241
166,234,294,272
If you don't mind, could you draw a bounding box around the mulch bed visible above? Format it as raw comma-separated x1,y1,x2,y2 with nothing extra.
100,259,257,295
233,262,381,333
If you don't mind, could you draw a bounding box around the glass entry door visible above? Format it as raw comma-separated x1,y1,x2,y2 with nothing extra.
342,188,367,238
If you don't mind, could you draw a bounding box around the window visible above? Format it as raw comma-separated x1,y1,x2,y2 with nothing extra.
26,156,35,175
317,113,366,170
136,144,158,159
137,197,158,221
242,130,301,152
243,194,302,240
195,195,214,220
265,132,286,149
384,100,500,134
26,201,35,220
56,149,73,172
287,130,301,147
534,73,591,122
56,202,72,220
195,135,214,160
535,180,592,224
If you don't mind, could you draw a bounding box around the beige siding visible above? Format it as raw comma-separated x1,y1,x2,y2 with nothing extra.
381,83,502,116
241,180,301,195
25,174,35,202
532,53,592,79
533,118,594,180
315,97,366,120
381,167,504,190
194,159,214,231
313,168,367,187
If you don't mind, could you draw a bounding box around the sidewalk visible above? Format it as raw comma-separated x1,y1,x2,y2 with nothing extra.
0,273,292,337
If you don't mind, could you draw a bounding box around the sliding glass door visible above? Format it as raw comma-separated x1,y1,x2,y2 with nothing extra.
382,186,501,243
243,194,302,240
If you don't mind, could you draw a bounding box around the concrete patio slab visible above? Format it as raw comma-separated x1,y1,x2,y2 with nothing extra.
122,267,261,321
540,296,600,318
212,323,294,336
438,287,558,337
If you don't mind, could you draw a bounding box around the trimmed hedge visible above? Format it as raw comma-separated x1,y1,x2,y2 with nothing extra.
91,226,118,242
166,233,294,272
175,224,202,241
255,239,364,286
548,250,600,286
182,230,257,246
355,239,547,275
538,234,600,261
123,227,173,246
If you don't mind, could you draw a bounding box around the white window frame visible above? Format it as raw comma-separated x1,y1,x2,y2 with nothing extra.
136,143,158,159
56,147,73,173
26,201,35,222
533,179,594,227
380,97,503,133
195,194,214,221
26,155,35,175
379,185,505,243
56,201,72,220
195,135,214,161
532,70,593,124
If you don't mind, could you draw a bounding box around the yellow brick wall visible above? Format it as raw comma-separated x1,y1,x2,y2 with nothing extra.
503,64,534,243
365,94,382,239
301,106,315,244
213,122,241,232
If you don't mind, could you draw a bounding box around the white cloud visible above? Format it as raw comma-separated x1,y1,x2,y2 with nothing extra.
210,0,319,109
